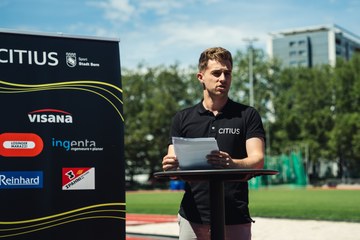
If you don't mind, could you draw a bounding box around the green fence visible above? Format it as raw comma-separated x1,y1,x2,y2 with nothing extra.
249,151,308,189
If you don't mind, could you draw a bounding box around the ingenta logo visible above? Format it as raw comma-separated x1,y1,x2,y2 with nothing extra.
0,133,44,157
52,138,103,152
28,109,73,124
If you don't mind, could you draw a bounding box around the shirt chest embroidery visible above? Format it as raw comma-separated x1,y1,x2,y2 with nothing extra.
218,127,241,135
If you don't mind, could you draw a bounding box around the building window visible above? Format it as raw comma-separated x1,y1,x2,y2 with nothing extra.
298,50,306,56
289,60,297,66
298,60,307,66
298,40,306,45
289,41,296,47
289,50,297,57
336,49,341,55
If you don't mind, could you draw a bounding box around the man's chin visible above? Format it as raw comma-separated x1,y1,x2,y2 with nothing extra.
217,89,228,94
212,92,228,98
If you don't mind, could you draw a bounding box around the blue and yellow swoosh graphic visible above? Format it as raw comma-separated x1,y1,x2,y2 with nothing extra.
0,80,124,121
0,202,125,238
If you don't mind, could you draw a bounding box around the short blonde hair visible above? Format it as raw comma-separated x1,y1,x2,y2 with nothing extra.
198,47,233,72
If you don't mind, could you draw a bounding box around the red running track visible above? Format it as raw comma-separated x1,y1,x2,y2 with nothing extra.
126,214,177,240
126,214,177,226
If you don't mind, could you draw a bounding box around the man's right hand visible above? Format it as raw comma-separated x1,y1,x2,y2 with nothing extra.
162,154,179,171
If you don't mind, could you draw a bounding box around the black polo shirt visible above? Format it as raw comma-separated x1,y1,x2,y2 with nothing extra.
169,99,265,224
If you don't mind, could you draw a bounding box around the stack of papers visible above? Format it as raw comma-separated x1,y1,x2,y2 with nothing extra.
172,137,219,170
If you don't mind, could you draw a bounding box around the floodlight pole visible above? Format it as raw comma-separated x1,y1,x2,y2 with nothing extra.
243,38,258,107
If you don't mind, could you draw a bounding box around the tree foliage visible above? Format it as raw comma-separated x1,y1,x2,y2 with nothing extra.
270,66,334,160
122,52,360,181
329,54,360,177
122,64,201,181
231,48,280,119
270,54,360,177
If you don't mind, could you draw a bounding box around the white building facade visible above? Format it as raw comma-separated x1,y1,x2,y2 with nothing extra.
268,24,360,68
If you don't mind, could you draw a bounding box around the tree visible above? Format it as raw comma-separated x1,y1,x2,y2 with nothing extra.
122,64,201,182
269,64,335,182
232,48,282,155
329,54,360,177
270,54,360,179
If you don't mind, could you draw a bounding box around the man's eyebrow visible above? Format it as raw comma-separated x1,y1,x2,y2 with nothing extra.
212,68,230,71
211,69,231,73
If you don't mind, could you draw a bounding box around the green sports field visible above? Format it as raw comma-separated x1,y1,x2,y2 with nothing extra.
126,188,360,222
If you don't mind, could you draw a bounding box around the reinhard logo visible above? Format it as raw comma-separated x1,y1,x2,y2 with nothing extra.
62,167,95,190
0,171,43,189
28,109,73,124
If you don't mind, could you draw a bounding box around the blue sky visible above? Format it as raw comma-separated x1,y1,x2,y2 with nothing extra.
1,0,359,69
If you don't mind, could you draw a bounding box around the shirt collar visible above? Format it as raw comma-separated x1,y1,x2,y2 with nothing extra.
196,98,233,115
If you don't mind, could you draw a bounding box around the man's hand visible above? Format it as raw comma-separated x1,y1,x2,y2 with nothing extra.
162,154,179,171
206,150,233,169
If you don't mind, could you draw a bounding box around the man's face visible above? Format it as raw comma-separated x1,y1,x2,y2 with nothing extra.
197,59,232,97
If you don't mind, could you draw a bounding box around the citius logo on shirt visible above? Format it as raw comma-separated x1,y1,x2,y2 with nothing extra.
218,128,241,135
0,133,44,157
28,109,73,124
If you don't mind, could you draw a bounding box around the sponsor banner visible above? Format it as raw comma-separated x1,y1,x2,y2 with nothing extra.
0,30,124,240
62,167,95,190
51,138,103,152
0,132,43,157
0,171,43,189
28,109,73,124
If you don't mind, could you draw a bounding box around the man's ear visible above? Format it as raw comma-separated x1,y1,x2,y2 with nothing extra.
197,72,206,90
197,72,203,83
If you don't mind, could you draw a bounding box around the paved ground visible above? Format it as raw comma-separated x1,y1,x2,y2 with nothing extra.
126,214,360,240
252,217,360,240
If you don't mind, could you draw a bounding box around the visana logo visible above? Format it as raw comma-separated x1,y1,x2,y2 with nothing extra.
0,48,58,66
28,109,73,124
218,128,241,135
52,138,103,152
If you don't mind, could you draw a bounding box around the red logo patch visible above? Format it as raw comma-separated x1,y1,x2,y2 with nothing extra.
0,133,44,157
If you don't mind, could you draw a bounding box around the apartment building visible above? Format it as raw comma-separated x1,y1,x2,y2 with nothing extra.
268,24,360,68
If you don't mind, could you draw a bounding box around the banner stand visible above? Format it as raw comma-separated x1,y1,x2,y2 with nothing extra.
0,29,125,240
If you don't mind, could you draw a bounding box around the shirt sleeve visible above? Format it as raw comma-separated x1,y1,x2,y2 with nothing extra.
167,111,182,145
245,107,266,141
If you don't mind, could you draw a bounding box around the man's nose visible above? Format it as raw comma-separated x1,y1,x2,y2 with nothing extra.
219,72,227,81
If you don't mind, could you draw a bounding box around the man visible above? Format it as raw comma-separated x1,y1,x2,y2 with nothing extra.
162,47,265,240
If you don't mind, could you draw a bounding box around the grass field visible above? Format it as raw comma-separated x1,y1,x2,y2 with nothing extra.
126,188,360,222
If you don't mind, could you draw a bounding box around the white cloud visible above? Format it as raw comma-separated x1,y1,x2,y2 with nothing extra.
89,0,190,23
88,0,135,22
66,22,119,39
116,19,270,69
158,21,266,48
138,0,183,15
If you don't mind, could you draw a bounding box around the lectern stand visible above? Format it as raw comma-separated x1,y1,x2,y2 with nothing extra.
154,169,278,240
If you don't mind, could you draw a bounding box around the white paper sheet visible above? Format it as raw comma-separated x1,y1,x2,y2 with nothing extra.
172,137,219,170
